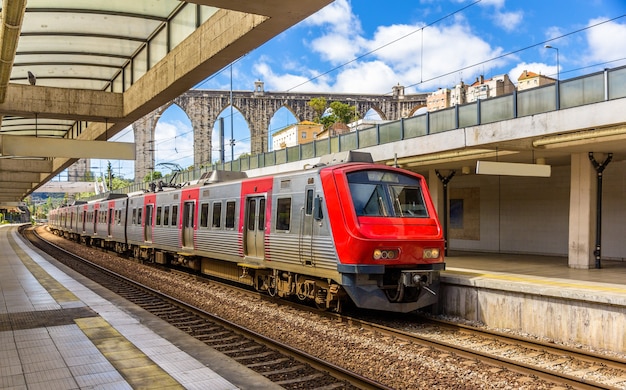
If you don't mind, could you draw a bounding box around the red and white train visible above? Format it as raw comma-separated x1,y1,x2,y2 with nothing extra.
48,151,445,313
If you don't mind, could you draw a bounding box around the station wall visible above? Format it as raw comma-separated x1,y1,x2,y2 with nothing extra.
447,161,626,261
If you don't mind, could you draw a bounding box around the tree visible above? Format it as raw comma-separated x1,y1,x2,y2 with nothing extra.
308,97,327,122
144,171,163,182
329,101,358,124
106,161,114,191
307,98,359,130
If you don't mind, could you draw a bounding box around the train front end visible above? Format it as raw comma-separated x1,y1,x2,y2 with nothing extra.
321,163,445,313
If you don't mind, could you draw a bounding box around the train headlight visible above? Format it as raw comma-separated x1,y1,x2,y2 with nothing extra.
373,249,399,260
423,248,440,259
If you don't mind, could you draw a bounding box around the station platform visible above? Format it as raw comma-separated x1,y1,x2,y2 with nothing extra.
441,251,626,354
0,224,280,390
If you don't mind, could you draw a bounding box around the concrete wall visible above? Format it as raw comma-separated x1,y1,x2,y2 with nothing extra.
447,162,626,260
441,272,626,353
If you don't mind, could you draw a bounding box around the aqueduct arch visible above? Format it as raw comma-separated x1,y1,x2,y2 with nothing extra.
132,82,428,180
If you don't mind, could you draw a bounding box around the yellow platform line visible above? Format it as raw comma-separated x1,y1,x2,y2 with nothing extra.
444,268,626,294
8,228,80,304
76,317,183,390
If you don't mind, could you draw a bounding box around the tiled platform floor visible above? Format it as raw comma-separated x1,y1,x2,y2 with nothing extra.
0,225,279,390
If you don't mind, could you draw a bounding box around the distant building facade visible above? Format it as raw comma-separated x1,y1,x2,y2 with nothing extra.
467,74,516,102
271,121,323,150
517,70,556,91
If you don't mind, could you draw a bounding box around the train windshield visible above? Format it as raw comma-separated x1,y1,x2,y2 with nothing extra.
347,170,428,218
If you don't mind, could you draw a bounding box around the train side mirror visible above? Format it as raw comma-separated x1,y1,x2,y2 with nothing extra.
314,196,323,221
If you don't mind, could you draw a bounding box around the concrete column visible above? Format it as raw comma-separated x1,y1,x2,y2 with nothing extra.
568,152,597,269
428,169,444,221
133,114,156,182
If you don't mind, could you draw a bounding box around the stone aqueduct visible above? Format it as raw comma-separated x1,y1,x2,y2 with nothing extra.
131,82,427,180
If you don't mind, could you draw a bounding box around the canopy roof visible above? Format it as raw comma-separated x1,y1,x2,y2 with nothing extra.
0,0,332,202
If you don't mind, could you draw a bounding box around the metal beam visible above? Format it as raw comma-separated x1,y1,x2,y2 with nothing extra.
0,135,135,159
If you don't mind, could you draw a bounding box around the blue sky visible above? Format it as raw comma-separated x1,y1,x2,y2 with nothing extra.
90,0,626,181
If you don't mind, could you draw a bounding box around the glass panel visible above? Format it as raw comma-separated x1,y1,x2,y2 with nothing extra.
276,198,291,231
330,136,340,153
429,107,456,133
287,145,300,162
150,28,168,68
247,199,256,231
133,45,148,83
458,103,478,127
231,159,240,171
124,65,131,91
112,73,123,93
266,152,275,166
249,155,259,169
240,157,249,171
403,115,427,138
560,73,605,109
379,121,402,144
301,142,315,159
212,203,221,228
199,6,218,24
340,132,357,151
609,67,626,100
358,127,378,147
200,203,209,228
347,170,427,218
315,138,330,156
517,85,557,117
480,94,514,124
225,201,235,229
170,4,196,50
276,149,287,164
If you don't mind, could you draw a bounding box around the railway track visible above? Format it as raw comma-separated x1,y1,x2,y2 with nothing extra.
335,312,626,389
23,226,391,390
29,225,626,389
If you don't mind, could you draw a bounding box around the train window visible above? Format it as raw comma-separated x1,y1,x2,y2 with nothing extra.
212,202,222,228
171,205,178,226
132,208,137,224
347,170,428,218
247,199,256,231
137,208,143,225
259,198,265,230
200,203,209,228
305,189,314,215
164,206,170,226
276,198,291,231
156,206,162,226
225,201,235,229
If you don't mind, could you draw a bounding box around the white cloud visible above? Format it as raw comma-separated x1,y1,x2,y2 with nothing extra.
493,10,523,32
585,18,626,66
508,62,557,84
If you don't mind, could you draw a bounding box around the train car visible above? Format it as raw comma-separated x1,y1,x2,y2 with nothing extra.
48,151,444,313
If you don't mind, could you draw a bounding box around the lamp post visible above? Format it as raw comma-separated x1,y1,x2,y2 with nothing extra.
545,44,560,109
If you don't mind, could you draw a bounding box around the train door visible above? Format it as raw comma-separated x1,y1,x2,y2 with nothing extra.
182,201,195,249
82,209,87,233
245,196,266,259
144,204,153,242
299,186,317,266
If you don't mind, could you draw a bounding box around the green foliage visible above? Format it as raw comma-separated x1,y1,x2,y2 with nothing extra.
144,171,163,182
308,97,327,122
307,98,359,130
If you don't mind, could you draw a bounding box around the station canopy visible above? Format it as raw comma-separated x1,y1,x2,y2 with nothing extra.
0,0,332,203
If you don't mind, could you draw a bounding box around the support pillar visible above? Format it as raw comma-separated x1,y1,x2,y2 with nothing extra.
568,152,596,269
